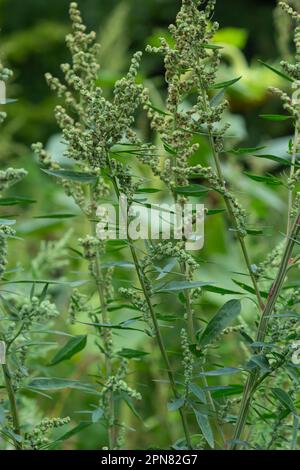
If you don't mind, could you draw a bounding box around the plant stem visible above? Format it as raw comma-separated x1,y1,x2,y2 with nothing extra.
1,362,22,449
106,156,193,449
230,210,300,449
287,129,298,235
90,197,115,449
199,81,264,312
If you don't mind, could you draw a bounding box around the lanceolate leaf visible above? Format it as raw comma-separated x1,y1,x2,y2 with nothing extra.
258,59,293,82
193,407,214,449
0,197,36,206
28,377,96,393
232,279,269,298
116,348,149,359
155,280,214,293
198,299,241,347
259,114,293,122
173,184,209,197
48,335,87,366
202,285,244,295
231,146,266,155
211,76,242,90
42,168,97,184
167,397,185,412
271,388,296,414
199,367,241,376
253,154,293,166
244,172,283,186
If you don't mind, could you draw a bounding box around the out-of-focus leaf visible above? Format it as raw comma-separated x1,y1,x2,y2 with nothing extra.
174,184,209,197
117,348,149,359
271,388,296,414
259,114,293,121
155,281,213,293
244,172,283,186
0,197,36,206
42,169,97,184
199,367,241,376
28,377,96,393
193,407,214,449
167,397,185,412
258,60,293,82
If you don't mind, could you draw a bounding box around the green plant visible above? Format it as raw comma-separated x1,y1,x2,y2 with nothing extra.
2,0,300,451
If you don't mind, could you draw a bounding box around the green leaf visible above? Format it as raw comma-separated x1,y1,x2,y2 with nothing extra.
202,285,244,295
199,367,240,376
253,154,293,166
193,407,214,449
246,228,264,236
258,59,293,82
167,396,185,412
48,335,87,366
42,169,97,184
0,197,36,206
0,219,16,226
146,104,171,116
155,280,213,293
259,114,293,121
173,184,209,197
210,384,243,398
28,377,96,393
206,209,225,216
77,320,144,333
198,299,241,348
189,383,206,403
117,348,149,359
211,76,242,90
34,213,77,219
232,279,269,298
202,43,223,50
247,354,271,373
155,259,177,281
271,388,296,414
231,146,266,155
135,188,161,194
244,172,283,186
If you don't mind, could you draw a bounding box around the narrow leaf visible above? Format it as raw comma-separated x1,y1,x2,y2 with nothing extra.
48,335,87,366
198,299,241,347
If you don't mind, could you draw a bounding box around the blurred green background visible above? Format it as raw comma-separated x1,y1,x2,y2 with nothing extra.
0,0,296,450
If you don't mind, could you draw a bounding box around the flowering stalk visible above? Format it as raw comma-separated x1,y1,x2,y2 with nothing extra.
231,1,300,448
231,209,300,448
106,155,193,449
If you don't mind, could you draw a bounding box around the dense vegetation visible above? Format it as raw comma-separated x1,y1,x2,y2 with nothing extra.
1,0,300,450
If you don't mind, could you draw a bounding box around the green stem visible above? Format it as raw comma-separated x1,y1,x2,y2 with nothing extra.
230,210,300,449
90,196,115,449
2,362,22,449
107,156,192,449
199,80,264,312
287,129,298,235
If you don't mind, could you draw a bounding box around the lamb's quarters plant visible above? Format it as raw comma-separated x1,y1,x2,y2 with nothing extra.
0,0,300,451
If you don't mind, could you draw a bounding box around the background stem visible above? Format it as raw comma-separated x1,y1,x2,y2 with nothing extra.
2,363,22,450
